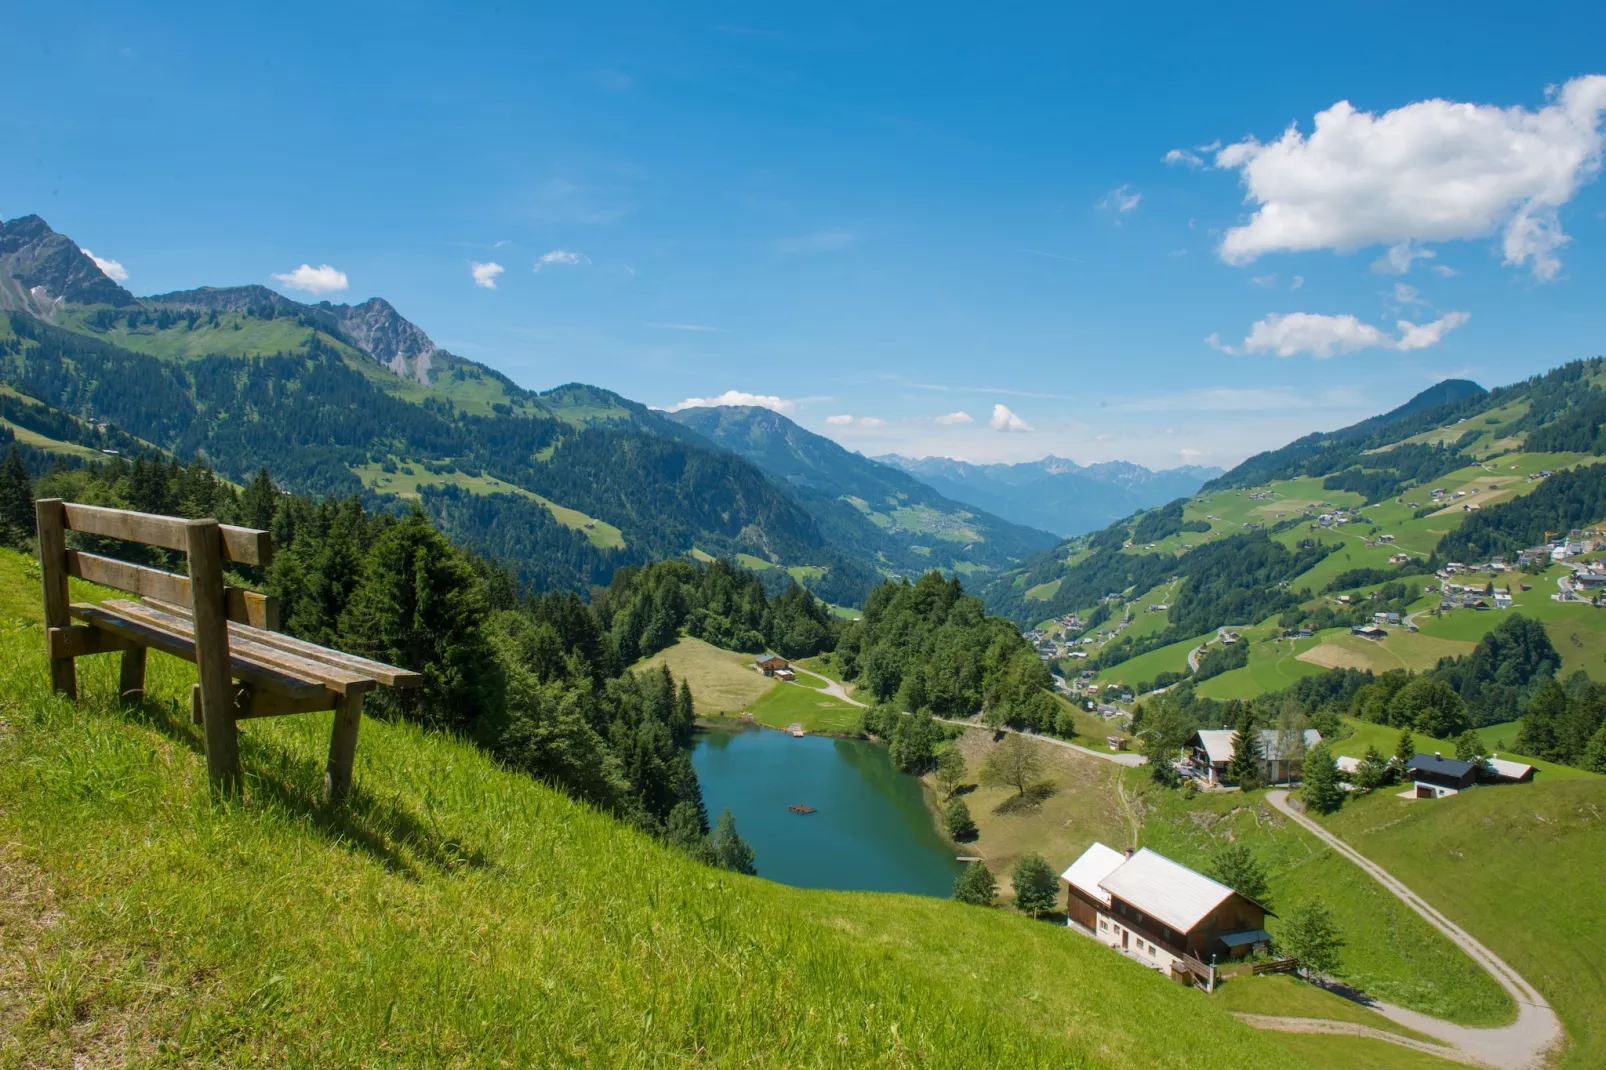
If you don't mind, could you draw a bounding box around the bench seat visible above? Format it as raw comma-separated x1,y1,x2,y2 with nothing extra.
71,600,375,700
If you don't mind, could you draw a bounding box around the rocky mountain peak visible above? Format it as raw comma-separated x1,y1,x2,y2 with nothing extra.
0,214,139,312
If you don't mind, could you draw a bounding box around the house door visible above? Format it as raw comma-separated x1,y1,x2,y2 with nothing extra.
1121,929,1129,950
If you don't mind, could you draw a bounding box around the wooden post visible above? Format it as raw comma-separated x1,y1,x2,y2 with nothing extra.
118,647,147,706
35,499,76,700
186,519,239,791
324,692,364,805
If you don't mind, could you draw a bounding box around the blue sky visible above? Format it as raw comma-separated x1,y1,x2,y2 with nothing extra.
6,1,1606,469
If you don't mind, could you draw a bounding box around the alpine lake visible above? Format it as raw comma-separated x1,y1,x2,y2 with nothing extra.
691,722,964,897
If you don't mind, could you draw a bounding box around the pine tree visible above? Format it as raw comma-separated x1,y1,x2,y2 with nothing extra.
1011,853,1059,917
1582,720,1606,775
710,808,757,876
953,860,997,906
239,467,278,530
1300,741,1344,814
1280,897,1345,980
1209,843,1271,906
1394,727,1417,767
1227,707,1265,789
945,796,976,840
935,746,967,799
0,444,33,548
1354,744,1390,791
670,679,696,748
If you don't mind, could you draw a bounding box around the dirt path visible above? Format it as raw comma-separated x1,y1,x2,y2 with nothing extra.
1230,1014,1481,1065
789,666,864,707
1265,790,1562,1070
932,718,1148,767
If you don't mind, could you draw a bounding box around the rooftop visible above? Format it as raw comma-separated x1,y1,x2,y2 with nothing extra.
1061,842,1126,907
1097,847,1239,934
1407,752,1474,778
1189,728,1322,765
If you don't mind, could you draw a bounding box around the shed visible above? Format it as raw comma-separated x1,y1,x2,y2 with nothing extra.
1406,752,1476,797
1486,756,1536,783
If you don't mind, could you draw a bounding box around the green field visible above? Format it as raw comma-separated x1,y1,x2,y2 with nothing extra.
1137,781,1514,1024
1326,717,1592,781
350,461,626,550
1323,777,1606,1069
634,637,775,714
0,614,1316,1069
1094,630,1210,689
744,681,863,735
1194,632,1329,699
1211,974,1434,1042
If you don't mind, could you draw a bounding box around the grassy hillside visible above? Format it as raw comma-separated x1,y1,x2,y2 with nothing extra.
1323,778,1606,1070
0,593,1301,1067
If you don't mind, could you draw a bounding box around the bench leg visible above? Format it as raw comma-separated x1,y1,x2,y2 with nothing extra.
118,647,147,707
190,684,204,726
36,499,77,701
323,693,364,806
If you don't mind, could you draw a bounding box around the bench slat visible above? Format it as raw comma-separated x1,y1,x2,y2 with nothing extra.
66,551,278,629
145,599,421,688
70,602,326,701
103,600,376,697
61,503,272,567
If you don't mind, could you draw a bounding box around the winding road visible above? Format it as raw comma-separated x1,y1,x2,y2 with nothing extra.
1265,790,1561,1070
788,665,864,707
932,717,1148,767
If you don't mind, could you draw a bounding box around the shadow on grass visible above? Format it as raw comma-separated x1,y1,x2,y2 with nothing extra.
120,691,487,882
993,779,1059,815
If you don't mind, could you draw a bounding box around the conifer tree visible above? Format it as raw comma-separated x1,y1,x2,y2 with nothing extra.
0,445,33,548
1300,741,1344,814
953,860,997,906
1281,898,1345,980
945,796,976,840
1228,707,1265,789
1394,727,1417,767
710,809,757,875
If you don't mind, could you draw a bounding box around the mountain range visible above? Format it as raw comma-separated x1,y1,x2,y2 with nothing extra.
877,454,1222,536
0,213,1064,603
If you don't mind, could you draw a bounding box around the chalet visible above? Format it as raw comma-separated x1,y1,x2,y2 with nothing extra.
1186,728,1323,786
1406,752,1476,798
1352,624,1387,640
1519,546,1550,565
1486,756,1537,783
1062,845,1271,973
754,655,790,677
1388,553,1412,565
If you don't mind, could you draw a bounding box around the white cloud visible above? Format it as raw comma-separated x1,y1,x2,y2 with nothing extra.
535,249,589,271
493,239,513,248
990,404,1033,432
80,248,128,282
1180,448,1205,458
825,414,885,429
1431,264,1458,278
1393,282,1426,306
271,263,348,295
1251,273,1278,287
1215,310,1471,358
666,390,796,414
1371,242,1437,275
470,261,504,289
1164,148,1204,168
774,229,856,255
1290,274,1305,290
934,410,974,425
1212,76,1606,280
1097,184,1142,214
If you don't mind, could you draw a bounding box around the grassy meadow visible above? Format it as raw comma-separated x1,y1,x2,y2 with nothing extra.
1322,777,1606,1070
746,683,863,735
0,604,1308,1068
634,637,775,714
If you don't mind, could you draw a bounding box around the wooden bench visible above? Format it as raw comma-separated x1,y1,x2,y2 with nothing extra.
35,498,420,801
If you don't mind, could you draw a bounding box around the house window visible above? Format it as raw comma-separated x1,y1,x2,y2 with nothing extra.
1099,920,1107,932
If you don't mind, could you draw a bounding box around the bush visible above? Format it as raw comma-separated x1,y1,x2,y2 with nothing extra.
1011,853,1059,917
952,861,997,906
945,797,976,841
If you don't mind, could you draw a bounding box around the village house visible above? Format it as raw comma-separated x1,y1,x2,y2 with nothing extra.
754,655,791,678
1352,624,1388,640
1405,752,1476,798
1186,728,1323,786
1062,845,1272,975
1487,756,1537,783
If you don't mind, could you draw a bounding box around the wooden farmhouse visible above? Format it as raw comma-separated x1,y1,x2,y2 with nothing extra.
1062,844,1271,974
1405,752,1477,797
1186,728,1322,786
754,654,791,678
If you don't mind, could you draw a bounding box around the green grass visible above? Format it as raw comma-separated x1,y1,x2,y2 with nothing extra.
1326,717,1593,780
1095,630,1210,689
1194,634,1328,700
1211,974,1433,1042
1135,780,1514,1024
1323,777,1606,1069
743,682,863,735
0,606,1304,1067
1257,1033,1467,1069
633,637,775,715
350,462,626,550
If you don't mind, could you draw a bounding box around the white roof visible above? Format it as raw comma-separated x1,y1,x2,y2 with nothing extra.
1335,755,1362,774
1097,848,1238,933
1191,728,1321,764
1487,757,1534,780
1061,842,1126,907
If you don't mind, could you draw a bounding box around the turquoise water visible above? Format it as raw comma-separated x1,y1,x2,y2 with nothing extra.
691,723,964,897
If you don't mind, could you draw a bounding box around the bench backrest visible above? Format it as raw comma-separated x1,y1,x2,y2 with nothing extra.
35,499,279,630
